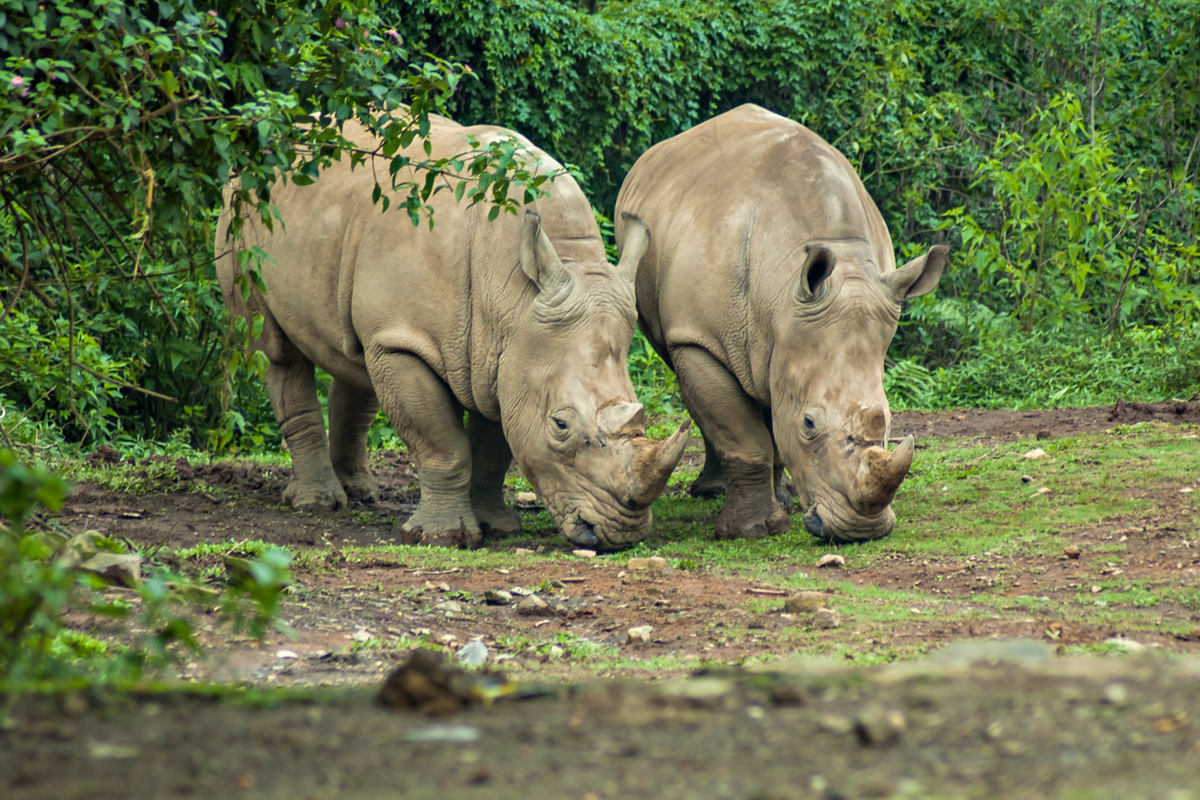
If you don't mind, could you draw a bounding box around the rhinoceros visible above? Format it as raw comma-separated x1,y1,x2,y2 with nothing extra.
614,104,947,543
216,116,689,549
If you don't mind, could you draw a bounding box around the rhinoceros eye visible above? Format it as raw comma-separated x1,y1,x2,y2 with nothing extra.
553,417,569,431
803,415,816,430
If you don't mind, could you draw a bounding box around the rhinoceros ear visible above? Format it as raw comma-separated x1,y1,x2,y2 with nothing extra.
615,212,651,285
520,211,573,297
884,245,949,302
794,245,836,303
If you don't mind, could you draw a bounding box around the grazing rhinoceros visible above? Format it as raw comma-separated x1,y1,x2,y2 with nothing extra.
216,116,689,549
614,104,946,543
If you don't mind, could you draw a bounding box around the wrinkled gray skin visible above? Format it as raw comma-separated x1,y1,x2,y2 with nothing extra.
216,116,689,550
615,104,947,543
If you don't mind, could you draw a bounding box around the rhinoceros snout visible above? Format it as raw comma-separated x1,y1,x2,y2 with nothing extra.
803,502,896,543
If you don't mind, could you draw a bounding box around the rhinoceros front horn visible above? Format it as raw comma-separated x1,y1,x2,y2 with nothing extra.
857,434,915,511
628,419,692,509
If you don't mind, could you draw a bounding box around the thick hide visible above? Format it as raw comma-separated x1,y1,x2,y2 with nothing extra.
216,115,686,549
615,104,947,543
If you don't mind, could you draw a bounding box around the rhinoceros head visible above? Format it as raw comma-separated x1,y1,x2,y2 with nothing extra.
499,211,690,550
771,242,948,543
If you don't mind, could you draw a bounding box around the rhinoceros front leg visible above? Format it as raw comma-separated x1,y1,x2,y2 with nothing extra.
266,354,348,512
327,378,381,502
367,351,481,549
466,412,522,538
688,435,726,499
671,345,790,540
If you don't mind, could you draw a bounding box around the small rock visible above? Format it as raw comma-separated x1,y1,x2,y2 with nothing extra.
854,703,906,746
1064,546,1081,559
456,639,488,669
1102,683,1129,706
1091,585,1103,594
550,579,568,589
1020,475,1032,483
402,724,480,743
276,649,299,660
352,629,373,642
1033,487,1052,495
513,548,535,555
548,645,564,658
80,552,142,586
1022,448,1048,459
627,556,669,572
783,592,827,614
627,625,653,644
435,600,464,615
817,714,854,735
516,595,549,616
510,586,533,597
1181,487,1194,494
572,549,596,558
815,554,846,569
813,608,841,629
515,491,539,505
483,590,513,606
1105,637,1146,652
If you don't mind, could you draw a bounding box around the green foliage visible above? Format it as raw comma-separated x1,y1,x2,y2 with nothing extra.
0,449,296,685
0,0,556,448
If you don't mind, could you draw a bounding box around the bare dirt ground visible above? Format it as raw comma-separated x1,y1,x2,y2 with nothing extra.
4,401,1200,799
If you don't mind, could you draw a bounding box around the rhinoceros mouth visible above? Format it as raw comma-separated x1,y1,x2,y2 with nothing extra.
550,499,652,551
803,501,895,543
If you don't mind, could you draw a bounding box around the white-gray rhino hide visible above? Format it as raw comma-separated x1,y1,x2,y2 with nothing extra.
217,116,689,549
614,104,947,543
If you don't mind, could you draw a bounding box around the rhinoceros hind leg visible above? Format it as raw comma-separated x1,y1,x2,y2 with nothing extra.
466,412,522,538
327,378,381,501
687,436,726,499
368,351,481,548
671,345,787,540
264,338,346,512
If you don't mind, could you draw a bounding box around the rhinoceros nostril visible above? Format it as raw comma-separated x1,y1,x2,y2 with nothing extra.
802,505,825,539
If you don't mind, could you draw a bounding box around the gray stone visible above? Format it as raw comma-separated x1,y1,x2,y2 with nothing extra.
434,600,464,615
784,592,827,614
854,703,906,746
456,639,488,669
1102,683,1129,706
80,552,141,586
517,595,549,616
627,625,653,643
815,554,846,569
813,608,841,629
484,590,513,606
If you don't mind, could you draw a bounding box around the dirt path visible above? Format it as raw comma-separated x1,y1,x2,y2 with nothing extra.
9,403,1198,798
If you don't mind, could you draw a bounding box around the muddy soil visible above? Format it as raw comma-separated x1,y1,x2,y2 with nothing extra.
4,652,1199,799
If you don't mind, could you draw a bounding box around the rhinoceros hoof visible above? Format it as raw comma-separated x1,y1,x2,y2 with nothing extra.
400,520,483,550
336,471,379,502
477,508,522,539
284,481,348,512
688,476,726,500
715,507,790,540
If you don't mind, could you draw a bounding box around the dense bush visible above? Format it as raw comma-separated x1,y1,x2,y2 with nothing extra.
2,0,1198,451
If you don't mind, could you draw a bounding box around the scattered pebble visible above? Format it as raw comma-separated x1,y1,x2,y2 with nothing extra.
627,556,670,572
1020,474,1032,483
456,639,488,669
817,714,854,735
1102,683,1129,706
515,492,539,505
516,595,549,616
572,549,597,558
1064,546,1081,559
1034,487,1052,495
403,724,480,743
548,645,564,658
816,554,846,569
352,629,373,642
627,625,654,644
783,592,827,614
513,548,535,555
88,742,141,760
276,649,298,660
1091,585,1103,594
1105,637,1146,652
1181,487,1195,494
854,704,906,747
1022,448,1048,459
435,601,464,615
484,590,513,606
814,608,841,629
